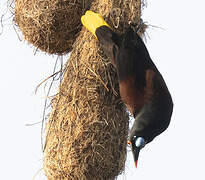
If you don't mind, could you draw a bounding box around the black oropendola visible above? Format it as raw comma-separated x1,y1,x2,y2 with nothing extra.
81,11,173,168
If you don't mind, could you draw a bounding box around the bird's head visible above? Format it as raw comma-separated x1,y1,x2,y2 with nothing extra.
128,136,146,168
128,98,173,168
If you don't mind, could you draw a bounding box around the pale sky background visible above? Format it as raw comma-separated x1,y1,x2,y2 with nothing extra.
0,0,205,179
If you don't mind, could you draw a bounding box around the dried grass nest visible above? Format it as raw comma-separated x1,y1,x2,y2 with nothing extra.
43,0,147,179
14,0,92,55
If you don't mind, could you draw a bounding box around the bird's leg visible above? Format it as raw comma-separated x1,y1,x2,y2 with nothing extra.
130,18,144,34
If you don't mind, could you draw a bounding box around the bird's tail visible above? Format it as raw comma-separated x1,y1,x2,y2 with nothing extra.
81,10,111,38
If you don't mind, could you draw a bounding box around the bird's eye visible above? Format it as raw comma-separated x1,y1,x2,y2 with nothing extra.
135,137,146,148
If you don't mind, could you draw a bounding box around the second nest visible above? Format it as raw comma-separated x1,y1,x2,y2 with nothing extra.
14,0,92,55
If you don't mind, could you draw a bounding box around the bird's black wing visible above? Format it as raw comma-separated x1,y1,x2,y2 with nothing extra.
95,26,120,68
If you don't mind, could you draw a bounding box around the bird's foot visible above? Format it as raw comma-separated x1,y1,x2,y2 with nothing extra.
129,18,144,33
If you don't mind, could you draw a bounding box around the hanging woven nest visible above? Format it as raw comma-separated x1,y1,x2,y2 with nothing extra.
43,0,147,179
14,0,92,55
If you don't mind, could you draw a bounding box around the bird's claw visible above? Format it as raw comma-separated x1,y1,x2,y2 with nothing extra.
130,18,144,33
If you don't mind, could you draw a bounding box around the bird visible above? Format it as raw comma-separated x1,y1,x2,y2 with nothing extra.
81,10,173,168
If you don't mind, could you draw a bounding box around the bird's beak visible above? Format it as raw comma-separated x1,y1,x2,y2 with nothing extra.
132,147,141,168
128,139,142,168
